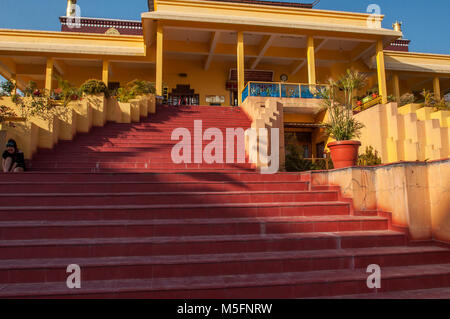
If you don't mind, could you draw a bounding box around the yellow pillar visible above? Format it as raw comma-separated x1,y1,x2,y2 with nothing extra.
376,40,388,104
45,58,54,93
102,60,109,85
156,24,164,96
307,36,316,85
237,31,245,105
433,77,441,100
393,73,400,103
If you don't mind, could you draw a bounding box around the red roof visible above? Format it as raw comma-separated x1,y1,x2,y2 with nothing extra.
202,0,317,9
147,0,318,11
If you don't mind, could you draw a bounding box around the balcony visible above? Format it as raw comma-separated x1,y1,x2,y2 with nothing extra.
241,81,326,115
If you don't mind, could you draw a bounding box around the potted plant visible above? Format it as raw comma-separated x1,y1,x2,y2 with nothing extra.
80,79,110,98
317,69,366,169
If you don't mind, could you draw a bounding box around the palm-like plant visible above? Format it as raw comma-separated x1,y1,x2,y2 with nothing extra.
317,69,366,141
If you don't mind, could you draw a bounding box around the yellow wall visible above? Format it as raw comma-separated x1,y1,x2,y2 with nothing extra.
163,58,234,106
355,103,450,163
309,159,450,242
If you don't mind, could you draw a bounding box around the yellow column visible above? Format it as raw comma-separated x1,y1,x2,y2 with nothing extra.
393,73,400,103
102,60,109,85
156,24,164,96
237,31,245,105
307,36,316,85
433,77,441,100
376,40,388,104
45,58,54,93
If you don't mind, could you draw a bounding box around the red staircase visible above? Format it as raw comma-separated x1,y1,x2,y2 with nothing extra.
0,105,449,298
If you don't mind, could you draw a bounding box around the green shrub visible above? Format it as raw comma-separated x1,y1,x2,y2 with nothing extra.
399,93,415,106
80,79,110,98
421,89,450,111
116,87,135,103
0,105,17,123
114,80,155,102
127,79,156,95
358,146,382,166
317,69,366,141
54,77,82,107
12,81,56,120
0,80,15,96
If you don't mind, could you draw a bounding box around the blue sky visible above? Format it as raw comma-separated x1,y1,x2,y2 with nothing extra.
0,0,448,54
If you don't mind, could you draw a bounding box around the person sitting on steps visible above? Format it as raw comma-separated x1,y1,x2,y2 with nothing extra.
2,139,25,173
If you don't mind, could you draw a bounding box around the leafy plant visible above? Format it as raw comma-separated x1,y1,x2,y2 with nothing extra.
127,79,155,95
80,79,110,98
387,95,396,103
421,89,435,107
12,81,56,120
53,76,82,107
115,87,135,103
316,69,366,141
358,146,382,166
0,80,15,96
114,80,155,102
399,93,415,106
0,105,17,123
284,135,313,172
434,97,450,111
421,89,450,111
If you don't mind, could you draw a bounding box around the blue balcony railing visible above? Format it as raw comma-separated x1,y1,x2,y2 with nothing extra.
241,81,326,103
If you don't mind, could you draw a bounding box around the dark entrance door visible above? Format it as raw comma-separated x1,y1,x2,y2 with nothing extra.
168,84,199,106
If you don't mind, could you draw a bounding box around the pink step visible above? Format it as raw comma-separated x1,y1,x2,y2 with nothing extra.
0,190,339,206
0,181,309,193
0,215,388,240
0,201,351,221
0,172,304,183
1,263,448,298
0,231,407,260
1,246,449,284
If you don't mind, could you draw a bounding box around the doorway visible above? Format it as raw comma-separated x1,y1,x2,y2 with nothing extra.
168,84,199,106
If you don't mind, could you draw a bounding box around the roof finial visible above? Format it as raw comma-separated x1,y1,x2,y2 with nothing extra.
67,0,78,17
393,21,402,32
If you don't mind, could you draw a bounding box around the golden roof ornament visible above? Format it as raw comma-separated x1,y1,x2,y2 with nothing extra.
393,21,403,32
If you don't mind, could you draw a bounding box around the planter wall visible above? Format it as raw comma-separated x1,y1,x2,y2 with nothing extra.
70,100,93,133
106,98,121,123
0,94,155,159
87,93,107,127
129,99,141,122
355,102,449,163
118,102,132,123
56,106,77,141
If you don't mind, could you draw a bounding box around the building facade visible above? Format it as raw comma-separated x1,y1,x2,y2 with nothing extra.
0,0,449,160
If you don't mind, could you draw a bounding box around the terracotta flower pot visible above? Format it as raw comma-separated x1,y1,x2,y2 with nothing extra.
327,140,361,169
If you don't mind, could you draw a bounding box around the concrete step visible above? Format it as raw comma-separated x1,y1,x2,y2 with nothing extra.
0,201,351,221
0,215,388,240
0,172,304,183
0,180,309,193
0,231,407,260
1,263,448,298
1,246,448,284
